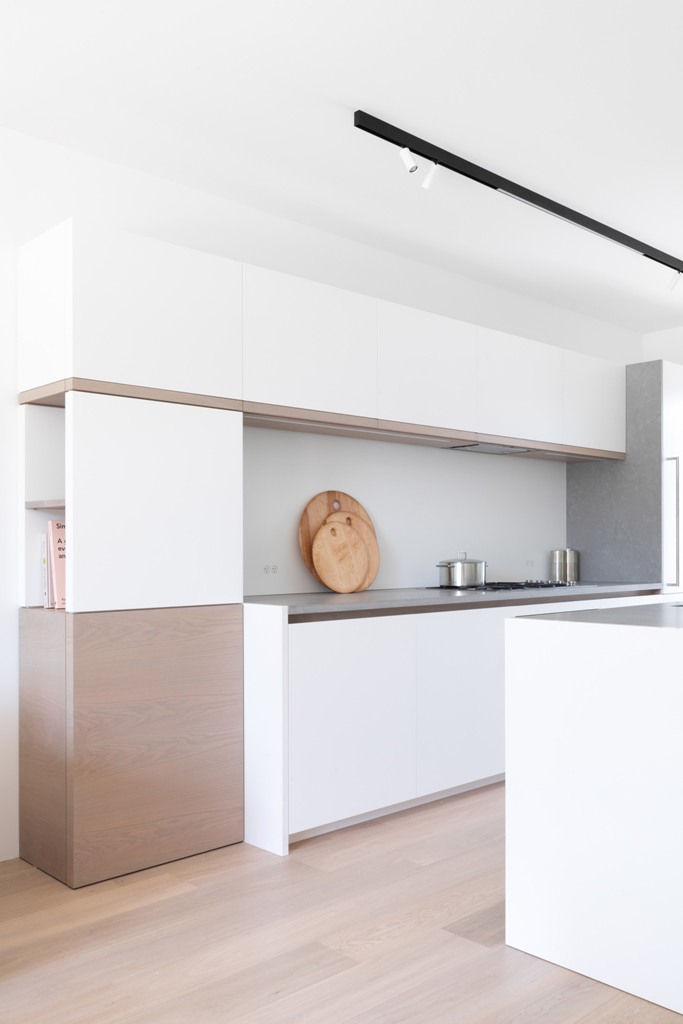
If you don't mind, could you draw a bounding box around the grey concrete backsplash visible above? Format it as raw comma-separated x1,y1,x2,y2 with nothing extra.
567,361,662,583
243,426,567,595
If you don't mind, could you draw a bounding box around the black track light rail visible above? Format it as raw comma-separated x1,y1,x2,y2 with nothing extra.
354,109,683,276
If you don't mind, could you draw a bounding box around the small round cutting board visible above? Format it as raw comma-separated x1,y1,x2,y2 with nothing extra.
312,521,370,594
299,490,375,583
325,511,379,591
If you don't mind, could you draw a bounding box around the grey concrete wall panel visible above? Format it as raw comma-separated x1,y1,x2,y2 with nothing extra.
567,361,662,582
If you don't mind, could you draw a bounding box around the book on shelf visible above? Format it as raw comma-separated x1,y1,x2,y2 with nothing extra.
40,533,54,608
46,519,66,610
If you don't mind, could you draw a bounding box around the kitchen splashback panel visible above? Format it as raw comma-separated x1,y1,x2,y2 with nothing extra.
243,426,566,595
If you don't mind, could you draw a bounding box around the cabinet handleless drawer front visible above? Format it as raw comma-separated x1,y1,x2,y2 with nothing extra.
562,351,625,452
288,616,418,834
20,604,243,888
378,300,477,432
18,219,243,398
68,392,243,612
243,265,378,419
476,327,563,442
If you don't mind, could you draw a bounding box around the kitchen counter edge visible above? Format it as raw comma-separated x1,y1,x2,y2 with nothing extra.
244,583,662,622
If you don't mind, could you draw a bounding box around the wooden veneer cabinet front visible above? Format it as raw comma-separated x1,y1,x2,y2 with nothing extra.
19,604,243,888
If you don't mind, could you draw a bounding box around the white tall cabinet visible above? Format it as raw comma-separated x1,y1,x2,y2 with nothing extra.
17,219,245,887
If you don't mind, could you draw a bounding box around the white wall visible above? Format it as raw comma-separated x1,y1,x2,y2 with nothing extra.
243,427,567,595
642,327,683,364
0,242,19,861
0,125,643,862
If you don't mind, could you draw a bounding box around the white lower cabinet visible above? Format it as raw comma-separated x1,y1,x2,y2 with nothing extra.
245,594,667,855
416,609,506,796
287,609,509,836
288,615,419,834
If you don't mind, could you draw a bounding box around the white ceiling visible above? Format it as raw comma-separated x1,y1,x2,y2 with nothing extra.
2,0,683,333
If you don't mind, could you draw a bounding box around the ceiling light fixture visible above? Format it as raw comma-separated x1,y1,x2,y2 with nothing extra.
421,162,439,191
400,147,418,173
354,109,683,278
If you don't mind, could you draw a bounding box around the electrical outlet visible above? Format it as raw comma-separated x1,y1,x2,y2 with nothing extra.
263,564,279,574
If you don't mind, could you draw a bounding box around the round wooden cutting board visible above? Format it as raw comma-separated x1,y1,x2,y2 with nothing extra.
312,521,370,593
325,511,379,590
299,490,375,583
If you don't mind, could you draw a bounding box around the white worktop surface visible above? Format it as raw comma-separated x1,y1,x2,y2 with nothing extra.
523,600,683,628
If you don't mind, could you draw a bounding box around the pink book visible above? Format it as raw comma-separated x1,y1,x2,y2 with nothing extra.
47,520,66,610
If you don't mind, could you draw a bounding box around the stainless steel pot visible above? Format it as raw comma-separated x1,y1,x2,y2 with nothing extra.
437,557,486,588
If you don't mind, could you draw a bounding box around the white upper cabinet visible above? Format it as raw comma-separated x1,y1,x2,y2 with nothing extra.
476,326,564,442
378,301,477,431
242,265,378,418
18,219,243,398
66,392,243,612
562,350,625,452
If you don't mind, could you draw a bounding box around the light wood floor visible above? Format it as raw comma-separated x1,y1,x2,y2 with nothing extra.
2,782,679,1024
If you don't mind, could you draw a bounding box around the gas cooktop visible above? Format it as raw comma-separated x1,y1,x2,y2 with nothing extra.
427,580,576,592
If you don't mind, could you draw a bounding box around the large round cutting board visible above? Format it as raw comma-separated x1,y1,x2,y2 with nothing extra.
299,490,375,583
325,510,380,590
312,521,370,593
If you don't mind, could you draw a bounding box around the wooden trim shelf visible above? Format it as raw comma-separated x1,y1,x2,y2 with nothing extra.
19,378,243,412
25,499,65,511
19,381,626,462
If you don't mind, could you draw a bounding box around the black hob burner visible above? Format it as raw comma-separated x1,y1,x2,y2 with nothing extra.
429,580,575,591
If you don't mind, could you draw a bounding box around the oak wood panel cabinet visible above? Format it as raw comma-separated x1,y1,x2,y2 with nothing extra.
242,264,378,418
17,218,243,398
20,605,243,888
377,300,478,433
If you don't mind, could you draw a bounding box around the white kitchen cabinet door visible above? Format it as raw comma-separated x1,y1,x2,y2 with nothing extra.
243,265,378,418
661,361,683,590
18,219,243,398
416,609,506,796
476,327,563,442
378,300,477,431
67,392,243,611
288,616,418,834
562,350,625,452
17,220,72,391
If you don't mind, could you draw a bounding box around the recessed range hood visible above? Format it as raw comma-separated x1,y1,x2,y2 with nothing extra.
448,441,531,456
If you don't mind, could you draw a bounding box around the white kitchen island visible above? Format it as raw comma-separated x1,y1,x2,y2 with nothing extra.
505,603,683,1016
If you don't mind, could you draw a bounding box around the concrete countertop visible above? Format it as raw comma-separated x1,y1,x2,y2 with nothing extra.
244,582,661,620
523,600,683,629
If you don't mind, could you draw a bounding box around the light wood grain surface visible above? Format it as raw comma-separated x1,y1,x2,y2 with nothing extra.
3,782,678,1023
298,490,374,585
20,605,243,888
19,609,67,882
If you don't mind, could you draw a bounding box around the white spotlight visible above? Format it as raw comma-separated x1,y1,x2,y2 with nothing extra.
421,162,440,191
400,147,418,173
